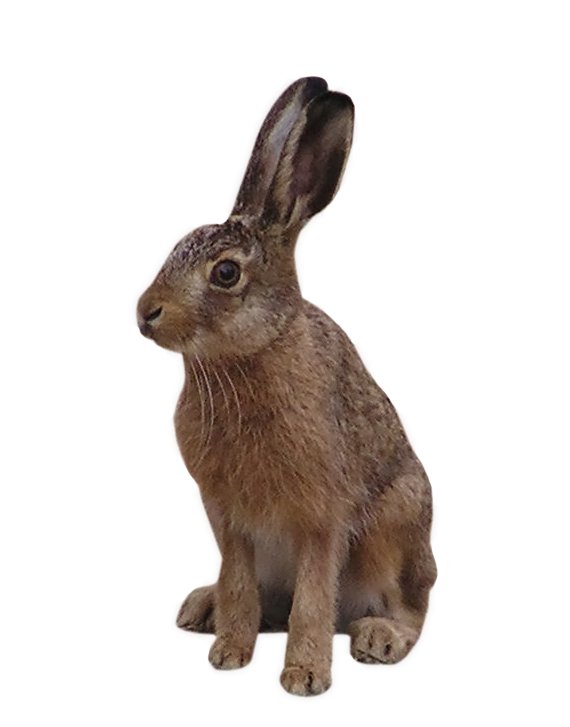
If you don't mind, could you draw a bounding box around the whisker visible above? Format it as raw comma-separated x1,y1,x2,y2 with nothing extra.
188,358,206,453
195,354,215,467
222,364,242,439
211,364,230,421
234,359,256,402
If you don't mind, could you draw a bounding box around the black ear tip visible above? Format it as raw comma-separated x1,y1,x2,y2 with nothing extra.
293,76,329,99
304,91,355,126
322,91,355,114
303,76,328,89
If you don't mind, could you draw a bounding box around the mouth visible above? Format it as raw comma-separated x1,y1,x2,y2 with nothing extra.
138,320,155,339
136,297,198,353
138,323,191,354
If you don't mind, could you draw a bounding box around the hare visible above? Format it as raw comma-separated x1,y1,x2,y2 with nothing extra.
137,77,436,696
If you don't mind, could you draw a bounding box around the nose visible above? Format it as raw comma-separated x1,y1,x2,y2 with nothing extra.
145,306,162,323
137,304,163,337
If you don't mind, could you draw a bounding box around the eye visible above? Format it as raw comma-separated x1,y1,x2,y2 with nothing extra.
210,259,241,288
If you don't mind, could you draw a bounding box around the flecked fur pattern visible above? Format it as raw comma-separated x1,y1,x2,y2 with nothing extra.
137,77,437,696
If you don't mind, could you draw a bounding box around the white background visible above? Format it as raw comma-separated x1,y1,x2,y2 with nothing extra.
1,1,569,724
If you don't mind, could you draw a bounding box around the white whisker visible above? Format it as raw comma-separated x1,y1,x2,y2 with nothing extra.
195,354,215,466
188,358,206,453
211,364,230,420
222,364,242,439
234,359,256,402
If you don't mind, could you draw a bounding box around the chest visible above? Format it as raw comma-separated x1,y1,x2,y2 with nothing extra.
174,359,344,533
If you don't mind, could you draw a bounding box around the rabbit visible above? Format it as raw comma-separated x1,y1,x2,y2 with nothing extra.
137,76,437,696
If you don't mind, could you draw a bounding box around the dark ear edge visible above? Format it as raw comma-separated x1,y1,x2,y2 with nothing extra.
263,91,354,228
231,77,328,217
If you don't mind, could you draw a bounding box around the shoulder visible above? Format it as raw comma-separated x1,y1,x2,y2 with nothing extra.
302,299,356,359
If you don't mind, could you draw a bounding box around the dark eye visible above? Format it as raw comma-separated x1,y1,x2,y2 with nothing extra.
210,259,241,288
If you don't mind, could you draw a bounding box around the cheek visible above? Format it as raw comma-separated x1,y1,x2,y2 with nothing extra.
200,290,240,332
221,301,275,346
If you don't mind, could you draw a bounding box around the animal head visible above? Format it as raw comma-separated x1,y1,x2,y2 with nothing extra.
137,77,354,358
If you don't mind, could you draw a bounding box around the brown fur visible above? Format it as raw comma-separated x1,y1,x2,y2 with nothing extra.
137,77,436,696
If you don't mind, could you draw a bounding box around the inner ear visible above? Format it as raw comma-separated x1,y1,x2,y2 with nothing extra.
292,112,349,216
231,77,328,218
264,92,354,228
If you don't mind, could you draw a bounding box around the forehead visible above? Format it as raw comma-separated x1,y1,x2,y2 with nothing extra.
165,219,255,273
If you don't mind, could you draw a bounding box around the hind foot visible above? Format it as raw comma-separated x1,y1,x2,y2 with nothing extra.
176,585,216,632
348,617,418,664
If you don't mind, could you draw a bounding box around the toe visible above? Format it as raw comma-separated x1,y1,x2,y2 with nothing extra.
280,665,331,696
349,617,417,665
208,636,253,670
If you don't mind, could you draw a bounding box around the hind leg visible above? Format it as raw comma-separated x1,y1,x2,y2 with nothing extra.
348,545,435,664
176,584,291,633
349,616,419,664
348,539,436,664
176,499,223,633
345,470,437,664
176,584,216,632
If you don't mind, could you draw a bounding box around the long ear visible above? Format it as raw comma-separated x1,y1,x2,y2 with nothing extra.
263,92,354,228
231,77,328,217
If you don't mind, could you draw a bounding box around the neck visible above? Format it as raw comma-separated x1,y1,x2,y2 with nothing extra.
181,308,308,419
182,303,306,373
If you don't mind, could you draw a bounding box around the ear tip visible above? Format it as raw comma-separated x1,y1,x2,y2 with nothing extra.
324,91,355,113
303,75,328,87
304,91,355,124
293,76,329,97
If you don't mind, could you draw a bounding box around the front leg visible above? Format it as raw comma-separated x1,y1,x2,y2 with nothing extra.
280,531,341,696
208,527,261,670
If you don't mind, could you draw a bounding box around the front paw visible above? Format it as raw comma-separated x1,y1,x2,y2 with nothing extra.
280,664,331,696
208,635,254,670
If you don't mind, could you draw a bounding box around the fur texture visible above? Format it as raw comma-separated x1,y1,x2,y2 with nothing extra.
137,77,436,696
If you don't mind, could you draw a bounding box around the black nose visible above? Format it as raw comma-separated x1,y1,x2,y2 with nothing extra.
145,306,162,323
